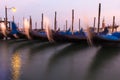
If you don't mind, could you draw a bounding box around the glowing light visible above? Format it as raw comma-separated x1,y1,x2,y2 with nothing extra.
11,7,16,12
11,51,21,80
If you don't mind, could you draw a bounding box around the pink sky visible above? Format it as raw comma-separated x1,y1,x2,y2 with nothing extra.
0,0,120,30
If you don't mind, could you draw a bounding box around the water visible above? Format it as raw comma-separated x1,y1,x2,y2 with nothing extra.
0,40,120,80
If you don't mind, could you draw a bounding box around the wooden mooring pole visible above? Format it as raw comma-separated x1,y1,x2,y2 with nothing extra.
41,13,44,30
17,22,19,29
102,17,105,29
23,17,24,28
35,22,37,30
54,11,57,31
112,16,115,33
12,16,14,22
79,18,80,31
97,3,101,33
66,20,67,31
29,16,32,31
72,9,74,34
93,17,96,29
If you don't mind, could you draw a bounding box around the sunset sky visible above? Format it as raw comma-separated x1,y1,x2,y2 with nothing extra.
0,0,120,30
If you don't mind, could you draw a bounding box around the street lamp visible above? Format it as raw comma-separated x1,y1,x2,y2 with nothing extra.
5,6,16,30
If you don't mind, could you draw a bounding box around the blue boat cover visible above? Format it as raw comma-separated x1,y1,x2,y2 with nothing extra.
99,27,109,35
112,32,120,38
100,32,120,40
38,32,46,36
59,28,86,37
10,22,18,34
101,35,119,40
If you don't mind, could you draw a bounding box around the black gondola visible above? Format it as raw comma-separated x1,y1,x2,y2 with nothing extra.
52,29,88,43
7,22,27,39
30,30,49,41
92,32,120,46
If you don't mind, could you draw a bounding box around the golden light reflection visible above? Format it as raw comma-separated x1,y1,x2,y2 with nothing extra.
11,51,21,80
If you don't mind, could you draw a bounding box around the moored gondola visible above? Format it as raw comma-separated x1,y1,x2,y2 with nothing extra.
52,28,88,43
92,31,120,46
30,30,49,41
0,21,27,39
7,22,27,39
93,35,120,44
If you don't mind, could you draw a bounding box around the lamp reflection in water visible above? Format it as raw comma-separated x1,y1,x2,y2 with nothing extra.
11,51,21,80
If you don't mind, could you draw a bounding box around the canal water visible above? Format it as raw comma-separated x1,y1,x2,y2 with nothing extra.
0,40,120,80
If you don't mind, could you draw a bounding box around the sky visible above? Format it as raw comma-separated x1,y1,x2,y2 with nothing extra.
0,0,120,30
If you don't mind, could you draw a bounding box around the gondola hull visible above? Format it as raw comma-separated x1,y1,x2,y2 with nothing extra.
92,35,120,46
7,32,28,39
30,31,48,41
53,32,87,43
0,33,4,39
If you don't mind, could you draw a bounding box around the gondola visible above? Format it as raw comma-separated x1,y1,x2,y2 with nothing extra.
7,22,27,39
30,30,49,41
93,34,120,44
53,29,88,43
7,21,52,41
0,21,26,40
29,28,88,43
92,31,120,46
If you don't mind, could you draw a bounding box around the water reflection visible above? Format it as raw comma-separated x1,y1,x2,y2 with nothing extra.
87,46,120,80
29,42,52,54
21,43,71,80
1,40,120,80
0,41,10,80
28,42,69,60
11,50,21,80
7,40,32,49
7,39,28,45
11,40,41,52
48,43,89,65
45,43,90,80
